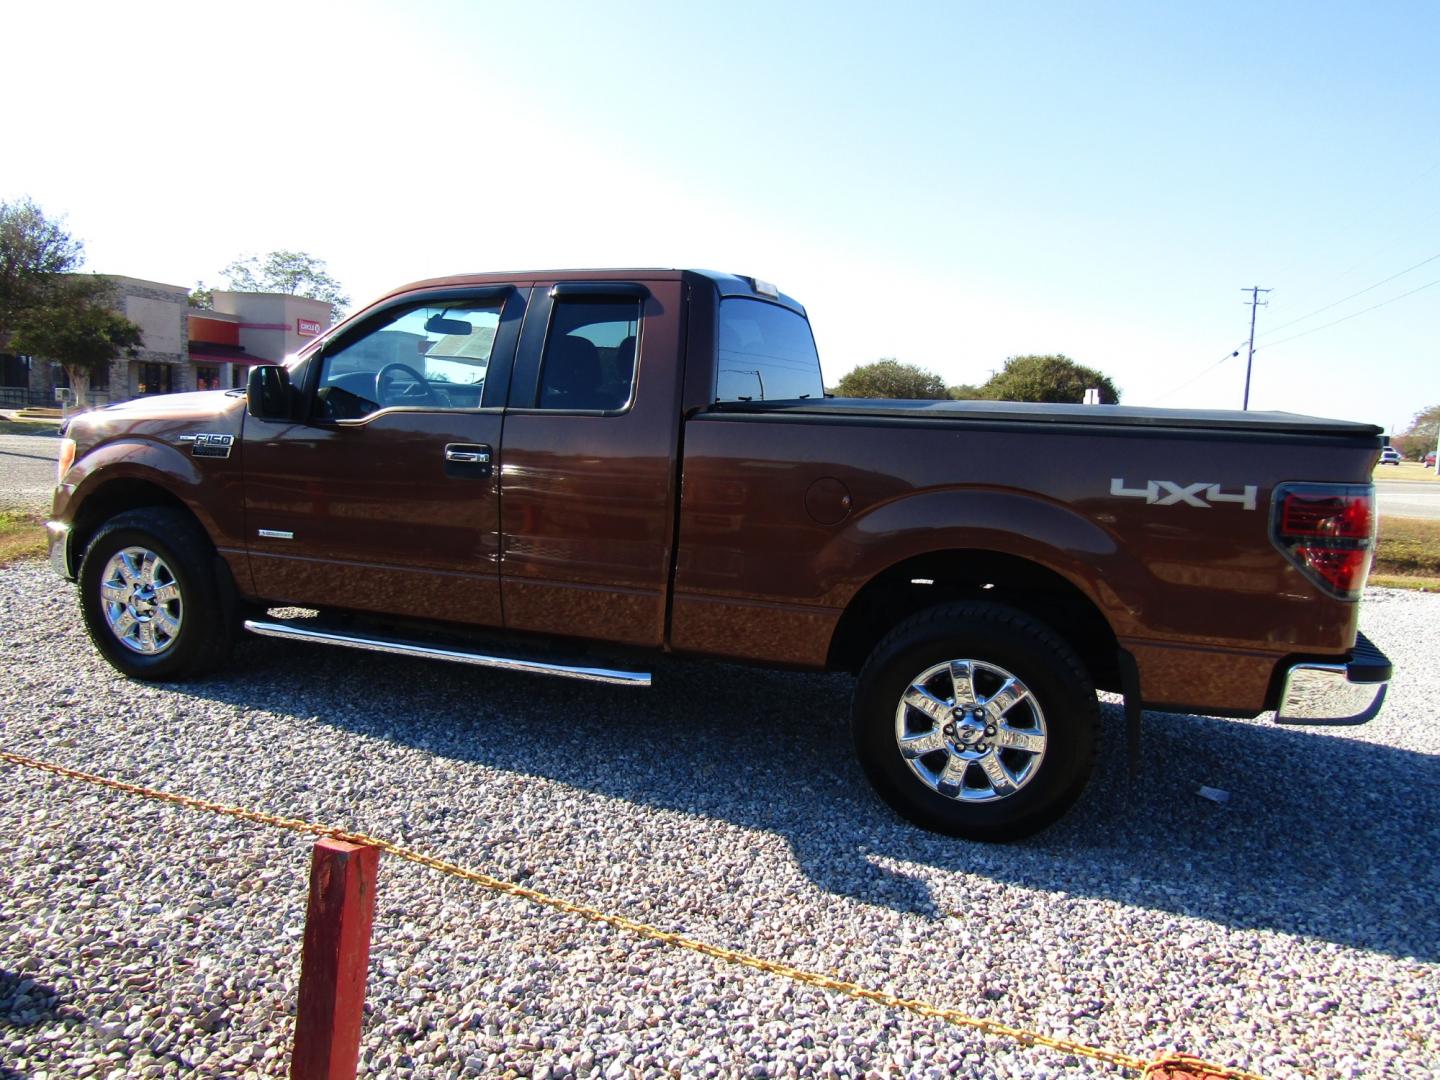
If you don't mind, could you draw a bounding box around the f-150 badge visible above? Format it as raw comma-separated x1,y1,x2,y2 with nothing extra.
180,433,235,459
1110,478,1258,510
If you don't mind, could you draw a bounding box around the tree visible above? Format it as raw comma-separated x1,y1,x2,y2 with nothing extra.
835,358,948,399
10,276,143,405
947,383,984,400
188,281,213,309
979,354,1120,404
0,197,85,339
1392,404,1440,460
213,250,349,314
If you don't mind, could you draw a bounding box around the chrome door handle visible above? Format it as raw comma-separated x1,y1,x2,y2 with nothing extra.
444,444,491,464
444,443,492,477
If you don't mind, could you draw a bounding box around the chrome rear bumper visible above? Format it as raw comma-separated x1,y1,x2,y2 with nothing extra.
1276,632,1391,726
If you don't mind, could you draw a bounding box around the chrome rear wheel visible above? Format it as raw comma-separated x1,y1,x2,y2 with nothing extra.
853,602,1098,841
895,658,1047,802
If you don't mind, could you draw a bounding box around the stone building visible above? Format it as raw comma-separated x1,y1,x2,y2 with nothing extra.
1,276,334,408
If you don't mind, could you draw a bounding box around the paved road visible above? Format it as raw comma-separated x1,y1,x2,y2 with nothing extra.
1375,478,1440,520
0,432,60,513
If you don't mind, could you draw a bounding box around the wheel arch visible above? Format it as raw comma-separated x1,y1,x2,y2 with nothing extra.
827,548,1122,692
69,477,207,574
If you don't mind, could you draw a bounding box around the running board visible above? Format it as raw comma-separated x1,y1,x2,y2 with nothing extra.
243,618,652,687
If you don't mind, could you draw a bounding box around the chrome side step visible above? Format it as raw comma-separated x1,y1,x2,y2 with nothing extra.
243,618,652,687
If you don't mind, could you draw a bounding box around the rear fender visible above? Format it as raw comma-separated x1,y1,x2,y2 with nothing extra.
821,488,1135,624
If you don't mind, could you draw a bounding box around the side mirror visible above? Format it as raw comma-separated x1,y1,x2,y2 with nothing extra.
246,365,293,421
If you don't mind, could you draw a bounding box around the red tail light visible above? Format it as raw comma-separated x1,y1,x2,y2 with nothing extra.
1271,484,1375,599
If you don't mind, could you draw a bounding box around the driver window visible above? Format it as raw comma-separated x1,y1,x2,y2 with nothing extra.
314,300,503,420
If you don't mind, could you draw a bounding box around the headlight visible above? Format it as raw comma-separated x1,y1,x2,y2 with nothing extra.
57,438,76,484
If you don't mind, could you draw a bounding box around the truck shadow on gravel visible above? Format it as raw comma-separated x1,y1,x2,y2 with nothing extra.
184,638,1439,964
0,970,71,1075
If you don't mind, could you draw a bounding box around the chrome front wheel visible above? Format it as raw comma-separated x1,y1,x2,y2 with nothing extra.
79,509,236,681
99,546,184,655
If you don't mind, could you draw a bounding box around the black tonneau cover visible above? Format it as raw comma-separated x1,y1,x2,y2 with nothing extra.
708,397,1383,439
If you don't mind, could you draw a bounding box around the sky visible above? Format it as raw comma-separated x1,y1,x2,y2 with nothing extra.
5,1,1437,430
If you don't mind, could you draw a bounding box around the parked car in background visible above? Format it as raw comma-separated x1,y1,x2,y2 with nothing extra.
1380,448,1402,465
1426,451,1436,468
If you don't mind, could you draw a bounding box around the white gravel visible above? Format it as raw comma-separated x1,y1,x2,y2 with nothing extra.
1,558,1437,1079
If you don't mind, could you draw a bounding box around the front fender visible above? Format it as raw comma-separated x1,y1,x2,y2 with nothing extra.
56,435,246,559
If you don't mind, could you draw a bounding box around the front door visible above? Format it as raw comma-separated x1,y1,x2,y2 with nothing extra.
242,287,525,627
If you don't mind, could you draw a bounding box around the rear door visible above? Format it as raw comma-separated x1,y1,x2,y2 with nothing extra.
242,286,525,626
498,278,685,646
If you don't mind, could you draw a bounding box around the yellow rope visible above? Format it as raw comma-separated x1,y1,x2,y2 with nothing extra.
1,749,1265,1079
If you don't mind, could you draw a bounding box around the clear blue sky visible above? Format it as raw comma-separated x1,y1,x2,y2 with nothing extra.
7,1,1437,429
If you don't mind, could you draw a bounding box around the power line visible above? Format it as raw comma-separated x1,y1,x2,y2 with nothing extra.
1153,341,1248,403
1293,204,1440,289
1265,156,1440,282
1257,275,1440,351
1257,250,1440,338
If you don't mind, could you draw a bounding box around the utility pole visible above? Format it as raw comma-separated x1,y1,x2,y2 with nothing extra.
1241,286,1271,410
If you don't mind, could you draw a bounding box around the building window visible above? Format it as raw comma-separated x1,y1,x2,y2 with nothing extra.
195,364,221,391
138,364,173,395
91,364,109,391
1,355,29,388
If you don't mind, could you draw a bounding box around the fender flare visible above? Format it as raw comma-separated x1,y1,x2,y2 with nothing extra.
816,487,1136,621
59,438,227,567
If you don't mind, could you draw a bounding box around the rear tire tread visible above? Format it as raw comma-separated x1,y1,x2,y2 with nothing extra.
852,601,1099,841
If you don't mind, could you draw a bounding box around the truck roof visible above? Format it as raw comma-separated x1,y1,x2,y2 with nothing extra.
375,269,806,314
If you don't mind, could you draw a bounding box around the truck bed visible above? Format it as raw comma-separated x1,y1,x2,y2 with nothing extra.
708,398,1384,440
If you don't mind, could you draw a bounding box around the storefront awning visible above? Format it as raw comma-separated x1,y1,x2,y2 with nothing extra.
188,342,255,363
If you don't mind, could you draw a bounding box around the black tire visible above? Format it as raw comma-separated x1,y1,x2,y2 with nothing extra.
78,508,237,681
851,602,1098,841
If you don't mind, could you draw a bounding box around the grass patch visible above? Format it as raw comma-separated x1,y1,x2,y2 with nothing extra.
0,419,60,436
0,510,46,567
1369,573,1440,592
1375,515,1440,575
1373,515,1440,588
1374,461,1440,482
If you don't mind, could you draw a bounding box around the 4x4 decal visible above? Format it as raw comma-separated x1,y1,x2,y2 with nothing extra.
1110,478,1258,510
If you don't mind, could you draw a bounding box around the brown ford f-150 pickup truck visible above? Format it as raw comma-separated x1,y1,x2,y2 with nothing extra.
48,269,1392,840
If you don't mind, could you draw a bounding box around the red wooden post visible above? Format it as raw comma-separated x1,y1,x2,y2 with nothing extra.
291,839,381,1080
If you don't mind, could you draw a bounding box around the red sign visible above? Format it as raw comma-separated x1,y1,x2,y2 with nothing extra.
297,318,322,336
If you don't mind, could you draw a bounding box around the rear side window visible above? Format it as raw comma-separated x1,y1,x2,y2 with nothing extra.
715,298,823,402
536,298,640,412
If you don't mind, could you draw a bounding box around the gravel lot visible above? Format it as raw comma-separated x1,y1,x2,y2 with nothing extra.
0,558,1436,1080
0,431,60,514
